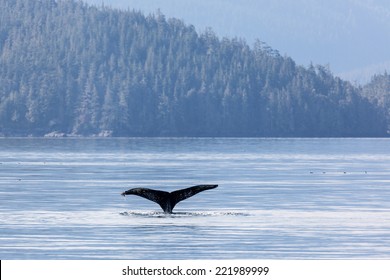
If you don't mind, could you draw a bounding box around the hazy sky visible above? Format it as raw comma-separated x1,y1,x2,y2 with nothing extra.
84,0,390,83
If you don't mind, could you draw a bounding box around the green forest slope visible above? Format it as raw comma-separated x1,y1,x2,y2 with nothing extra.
0,0,388,137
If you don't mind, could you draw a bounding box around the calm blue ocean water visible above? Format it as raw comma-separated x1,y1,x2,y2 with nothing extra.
0,138,390,259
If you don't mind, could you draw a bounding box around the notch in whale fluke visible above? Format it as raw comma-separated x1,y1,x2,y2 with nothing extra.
121,184,218,214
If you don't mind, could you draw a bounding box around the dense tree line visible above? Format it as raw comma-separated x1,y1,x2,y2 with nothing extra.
362,72,390,134
0,0,388,137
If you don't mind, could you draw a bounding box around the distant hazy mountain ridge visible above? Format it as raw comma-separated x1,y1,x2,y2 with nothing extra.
85,0,390,82
0,0,388,137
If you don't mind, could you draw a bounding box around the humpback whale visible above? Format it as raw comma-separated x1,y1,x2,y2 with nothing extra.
121,184,218,214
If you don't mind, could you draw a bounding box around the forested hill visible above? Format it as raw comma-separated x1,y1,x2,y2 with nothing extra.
0,0,388,137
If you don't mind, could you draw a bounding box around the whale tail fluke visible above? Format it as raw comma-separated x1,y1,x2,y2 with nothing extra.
121,184,218,213
170,184,218,205
121,188,170,210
